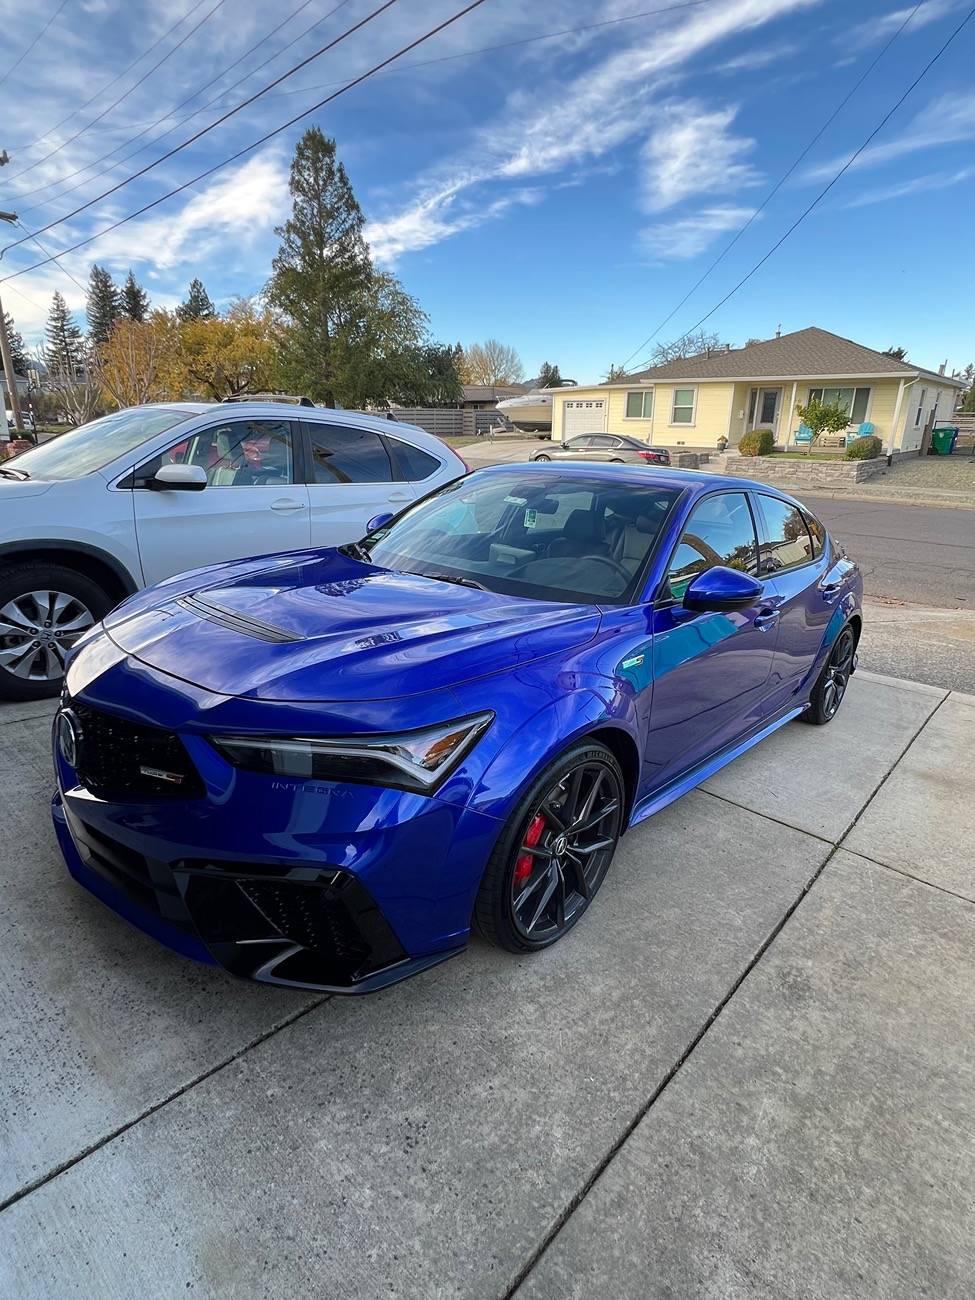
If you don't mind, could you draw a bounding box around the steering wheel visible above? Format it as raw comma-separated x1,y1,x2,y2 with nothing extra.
508,553,632,586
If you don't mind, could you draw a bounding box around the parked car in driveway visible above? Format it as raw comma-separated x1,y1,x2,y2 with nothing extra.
52,463,862,994
0,402,466,700
531,434,671,465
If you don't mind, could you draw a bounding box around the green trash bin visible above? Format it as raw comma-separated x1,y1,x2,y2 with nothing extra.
931,427,955,455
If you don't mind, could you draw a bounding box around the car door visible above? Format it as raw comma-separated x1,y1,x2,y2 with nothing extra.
642,491,781,792
588,435,622,462
302,421,416,548
131,418,310,585
554,436,592,460
751,494,834,705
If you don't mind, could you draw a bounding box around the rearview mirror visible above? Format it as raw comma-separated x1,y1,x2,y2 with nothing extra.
367,511,394,532
683,566,762,612
152,463,207,491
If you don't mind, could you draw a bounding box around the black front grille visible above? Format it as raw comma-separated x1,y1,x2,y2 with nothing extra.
237,877,372,963
68,700,204,801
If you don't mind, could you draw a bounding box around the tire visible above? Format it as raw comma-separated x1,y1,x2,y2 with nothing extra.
474,740,625,953
609,458,624,463
801,623,857,726
534,453,552,462
0,562,111,701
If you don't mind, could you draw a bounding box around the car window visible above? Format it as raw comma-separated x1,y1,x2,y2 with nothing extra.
8,407,197,481
388,438,441,481
802,509,826,559
759,496,815,572
306,423,393,484
163,420,294,487
590,436,614,448
666,492,760,600
564,436,590,449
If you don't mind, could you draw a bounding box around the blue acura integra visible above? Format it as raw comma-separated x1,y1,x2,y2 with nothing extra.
53,465,861,992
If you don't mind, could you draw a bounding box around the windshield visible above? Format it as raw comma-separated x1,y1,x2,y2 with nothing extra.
360,470,680,604
5,407,200,480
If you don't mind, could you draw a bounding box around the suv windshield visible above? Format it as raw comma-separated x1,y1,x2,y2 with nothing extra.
360,470,680,604
6,407,199,481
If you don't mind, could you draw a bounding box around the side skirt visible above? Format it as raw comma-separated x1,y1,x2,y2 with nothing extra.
628,704,807,829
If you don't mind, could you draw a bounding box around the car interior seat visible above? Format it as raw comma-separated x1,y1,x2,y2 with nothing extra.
546,509,610,558
251,436,291,485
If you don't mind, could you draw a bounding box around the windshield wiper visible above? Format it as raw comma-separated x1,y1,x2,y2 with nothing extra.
340,541,371,562
422,572,487,591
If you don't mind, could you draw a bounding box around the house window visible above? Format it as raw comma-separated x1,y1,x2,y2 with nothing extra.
625,390,654,419
914,388,927,427
807,386,870,424
671,388,696,424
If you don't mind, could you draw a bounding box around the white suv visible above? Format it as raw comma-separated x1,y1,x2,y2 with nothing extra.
0,402,466,700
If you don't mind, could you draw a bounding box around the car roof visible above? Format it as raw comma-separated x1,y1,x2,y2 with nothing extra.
470,460,807,505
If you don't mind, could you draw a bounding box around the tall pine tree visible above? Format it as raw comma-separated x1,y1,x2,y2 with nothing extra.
45,291,86,379
176,278,216,321
2,311,29,375
87,264,121,345
121,269,150,322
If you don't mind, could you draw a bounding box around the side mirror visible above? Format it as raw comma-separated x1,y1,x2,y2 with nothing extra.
152,463,207,491
367,511,394,532
683,566,762,612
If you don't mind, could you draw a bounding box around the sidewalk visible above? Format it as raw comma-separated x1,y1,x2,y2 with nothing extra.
1,674,973,1297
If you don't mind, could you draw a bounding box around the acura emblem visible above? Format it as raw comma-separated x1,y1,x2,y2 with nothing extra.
55,708,82,768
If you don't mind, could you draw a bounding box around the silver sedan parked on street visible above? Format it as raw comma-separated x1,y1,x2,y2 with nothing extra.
530,434,671,466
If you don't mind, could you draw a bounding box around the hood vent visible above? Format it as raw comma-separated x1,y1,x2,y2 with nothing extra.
177,593,301,644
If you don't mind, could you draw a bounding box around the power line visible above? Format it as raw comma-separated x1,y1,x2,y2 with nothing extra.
16,221,87,294
661,4,975,354
2,0,407,253
12,0,703,216
1,0,493,283
618,0,926,371
3,0,230,184
10,0,213,152
0,0,71,90
12,0,338,211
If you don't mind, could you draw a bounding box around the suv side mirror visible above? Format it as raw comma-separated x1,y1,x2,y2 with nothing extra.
683,566,762,612
152,463,207,491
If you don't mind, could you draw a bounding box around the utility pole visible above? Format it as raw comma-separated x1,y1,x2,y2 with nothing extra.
0,194,26,432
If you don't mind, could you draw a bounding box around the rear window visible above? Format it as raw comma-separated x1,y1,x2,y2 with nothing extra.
389,439,442,481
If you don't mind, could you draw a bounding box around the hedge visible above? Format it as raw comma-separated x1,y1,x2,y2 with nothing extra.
844,434,882,460
738,428,775,456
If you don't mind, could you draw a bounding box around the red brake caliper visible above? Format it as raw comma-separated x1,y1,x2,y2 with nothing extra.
514,813,546,887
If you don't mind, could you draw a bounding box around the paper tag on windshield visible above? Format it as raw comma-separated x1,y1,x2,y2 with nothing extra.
504,495,527,506
524,508,537,529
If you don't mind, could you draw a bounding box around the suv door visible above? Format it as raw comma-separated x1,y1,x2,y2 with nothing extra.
130,418,310,585
642,491,780,792
302,422,416,547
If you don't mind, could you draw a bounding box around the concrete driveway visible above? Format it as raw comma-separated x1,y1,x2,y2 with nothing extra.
1,673,973,1298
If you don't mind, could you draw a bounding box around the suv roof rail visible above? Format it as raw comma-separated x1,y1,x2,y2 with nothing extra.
220,393,316,407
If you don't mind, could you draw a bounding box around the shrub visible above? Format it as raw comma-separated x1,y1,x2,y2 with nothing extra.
738,428,775,456
845,434,882,460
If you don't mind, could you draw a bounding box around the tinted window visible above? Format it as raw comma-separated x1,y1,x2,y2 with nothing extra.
307,423,392,484
361,471,678,605
590,436,614,448
155,420,293,487
666,492,759,600
565,436,591,449
803,509,825,559
759,496,815,572
390,439,441,481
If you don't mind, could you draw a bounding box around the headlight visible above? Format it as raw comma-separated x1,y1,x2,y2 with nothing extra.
209,712,494,793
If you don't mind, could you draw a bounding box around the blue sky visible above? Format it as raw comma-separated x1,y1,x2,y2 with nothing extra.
1,0,973,382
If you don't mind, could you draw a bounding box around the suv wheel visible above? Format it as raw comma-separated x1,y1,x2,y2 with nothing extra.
0,563,110,701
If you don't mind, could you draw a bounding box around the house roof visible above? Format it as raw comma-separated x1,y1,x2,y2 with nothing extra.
612,327,965,387
461,384,530,403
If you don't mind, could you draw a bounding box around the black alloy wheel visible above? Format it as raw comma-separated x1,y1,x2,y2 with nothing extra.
475,742,624,952
803,624,856,725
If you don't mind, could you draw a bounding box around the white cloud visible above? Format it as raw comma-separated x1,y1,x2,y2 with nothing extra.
640,102,760,212
367,0,820,263
845,0,960,51
717,40,798,71
803,90,975,182
639,205,756,260
368,184,541,264
844,164,975,207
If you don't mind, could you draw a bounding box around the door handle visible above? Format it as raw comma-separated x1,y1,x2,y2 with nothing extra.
387,492,411,502
754,609,780,632
820,581,842,603
270,498,305,512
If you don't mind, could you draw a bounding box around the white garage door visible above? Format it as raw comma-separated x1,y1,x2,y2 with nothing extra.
563,399,606,436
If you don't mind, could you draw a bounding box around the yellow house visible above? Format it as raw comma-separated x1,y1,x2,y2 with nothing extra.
550,328,965,454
